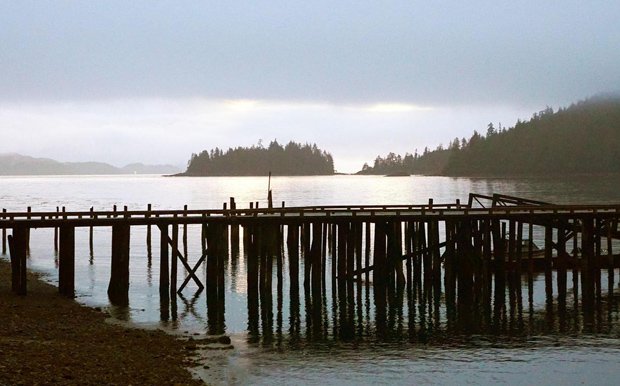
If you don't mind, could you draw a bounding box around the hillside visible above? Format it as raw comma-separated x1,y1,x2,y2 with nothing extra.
357,94,620,176
0,153,180,175
181,140,334,176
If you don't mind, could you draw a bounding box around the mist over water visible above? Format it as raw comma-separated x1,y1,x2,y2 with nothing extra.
2,174,620,385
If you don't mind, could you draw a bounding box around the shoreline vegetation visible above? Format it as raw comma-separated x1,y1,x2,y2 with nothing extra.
0,259,202,385
357,94,620,177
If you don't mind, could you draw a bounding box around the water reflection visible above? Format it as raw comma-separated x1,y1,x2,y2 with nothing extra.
244,247,620,348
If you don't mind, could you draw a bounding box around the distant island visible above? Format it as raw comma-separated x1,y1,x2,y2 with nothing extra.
357,94,620,176
0,153,181,176
179,140,334,176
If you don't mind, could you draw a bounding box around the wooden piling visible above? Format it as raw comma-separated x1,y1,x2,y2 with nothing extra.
159,224,169,295
581,217,595,310
108,223,131,305
171,222,179,296
556,224,567,304
311,222,323,317
246,225,260,335
2,208,6,255
146,203,152,251
607,219,614,292
183,205,188,260
287,224,300,299
54,207,59,252
8,226,28,295
58,225,75,297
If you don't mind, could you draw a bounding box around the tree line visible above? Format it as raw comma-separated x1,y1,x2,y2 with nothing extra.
357,94,620,176
183,140,334,176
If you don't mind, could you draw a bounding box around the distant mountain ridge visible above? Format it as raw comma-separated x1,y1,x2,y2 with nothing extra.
0,153,180,175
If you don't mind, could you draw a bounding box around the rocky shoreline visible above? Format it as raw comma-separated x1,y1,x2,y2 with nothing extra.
0,259,204,385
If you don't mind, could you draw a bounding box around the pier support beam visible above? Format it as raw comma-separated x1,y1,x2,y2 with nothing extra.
8,226,28,295
108,224,130,305
159,224,169,296
58,225,75,297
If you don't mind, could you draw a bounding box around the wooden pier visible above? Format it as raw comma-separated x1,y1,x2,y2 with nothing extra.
2,193,619,338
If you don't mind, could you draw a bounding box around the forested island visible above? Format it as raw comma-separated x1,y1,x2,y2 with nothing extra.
181,140,334,176
357,94,620,176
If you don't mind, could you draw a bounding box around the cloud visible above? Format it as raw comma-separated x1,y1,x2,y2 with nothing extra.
1,1,618,106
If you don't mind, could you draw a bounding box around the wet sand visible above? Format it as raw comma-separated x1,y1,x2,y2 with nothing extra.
0,259,204,385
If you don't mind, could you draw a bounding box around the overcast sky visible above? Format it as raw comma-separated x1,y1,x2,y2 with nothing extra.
1,1,618,172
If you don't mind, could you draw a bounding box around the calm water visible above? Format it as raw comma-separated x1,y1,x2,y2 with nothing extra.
2,174,620,385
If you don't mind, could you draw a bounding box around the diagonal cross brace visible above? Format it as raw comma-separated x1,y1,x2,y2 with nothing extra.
178,248,209,293
162,233,205,292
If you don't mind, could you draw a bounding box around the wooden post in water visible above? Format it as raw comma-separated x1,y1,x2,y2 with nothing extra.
58,225,75,297
443,220,456,308
544,225,553,301
508,219,516,268
89,207,94,258
267,172,273,209
594,218,602,300
26,207,31,252
556,224,567,304
373,221,388,330
2,208,6,255
183,205,188,260
170,222,179,296
287,224,300,300
108,223,130,305
491,219,506,318
607,219,614,293
8,226,28,295
230,197,239,256
311,222,323,326
159,224,169,296
54,207,59,252
337,223,348,290
246,224,259,336
361,221,369,286
571,219,580,305
146,203,152,251
581,217,595,310
346,221,355,300
429,220,440,296
516,221,523,278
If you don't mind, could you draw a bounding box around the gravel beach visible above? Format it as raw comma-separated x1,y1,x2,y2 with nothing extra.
0,259,204,385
